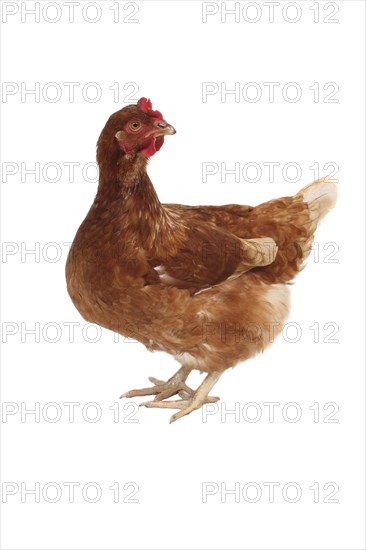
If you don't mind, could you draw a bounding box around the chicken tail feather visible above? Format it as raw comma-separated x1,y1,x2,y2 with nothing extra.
295,176,338,224
244,176,337,284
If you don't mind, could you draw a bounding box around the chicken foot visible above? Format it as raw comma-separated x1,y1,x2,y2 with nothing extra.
139,371,223,423
120,366,195,401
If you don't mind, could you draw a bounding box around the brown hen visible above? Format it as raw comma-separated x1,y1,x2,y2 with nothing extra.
66,98,337,422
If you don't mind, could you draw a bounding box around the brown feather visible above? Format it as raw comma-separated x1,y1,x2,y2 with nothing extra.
66,106,336,375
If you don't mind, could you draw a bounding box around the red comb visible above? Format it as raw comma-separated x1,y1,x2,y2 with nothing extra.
137,97,164,120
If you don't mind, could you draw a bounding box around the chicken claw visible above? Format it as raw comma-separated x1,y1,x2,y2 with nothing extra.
120,366,194,401
140,371,223,423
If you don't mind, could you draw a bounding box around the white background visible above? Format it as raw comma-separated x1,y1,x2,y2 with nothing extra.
1,1,365,549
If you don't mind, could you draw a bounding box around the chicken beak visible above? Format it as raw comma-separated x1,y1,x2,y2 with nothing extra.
153,122,176,137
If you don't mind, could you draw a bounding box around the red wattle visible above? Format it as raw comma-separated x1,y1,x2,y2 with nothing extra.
141,137,158,158
155,136,164,152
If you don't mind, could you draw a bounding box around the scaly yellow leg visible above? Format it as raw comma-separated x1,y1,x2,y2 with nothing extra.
140,371,222,423
120,366,194,401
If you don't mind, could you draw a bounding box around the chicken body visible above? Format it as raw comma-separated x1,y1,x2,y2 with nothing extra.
66,100,337,422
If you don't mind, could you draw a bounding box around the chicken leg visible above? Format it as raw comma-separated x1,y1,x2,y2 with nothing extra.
121,367,222,422
139,371,222,423
120,366,195,401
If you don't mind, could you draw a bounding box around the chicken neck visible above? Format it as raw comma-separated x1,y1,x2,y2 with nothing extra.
95,153,182,251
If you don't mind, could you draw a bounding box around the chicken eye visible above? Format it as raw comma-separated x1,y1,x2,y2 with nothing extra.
129,121,141,131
